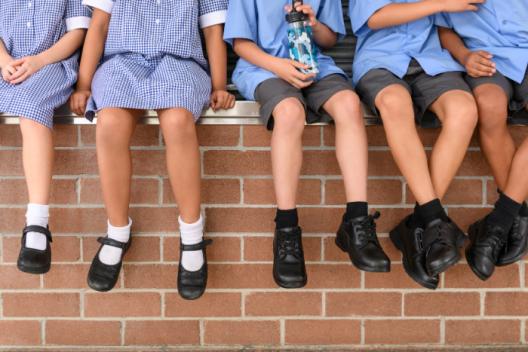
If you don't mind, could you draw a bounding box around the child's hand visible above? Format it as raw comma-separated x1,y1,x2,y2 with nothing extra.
463,50,496,78
274,58,314,89
1,62,17,83
8,55,45,84
69,89,92,116
210,89,236,111
437,0,485,13
285,2,320,29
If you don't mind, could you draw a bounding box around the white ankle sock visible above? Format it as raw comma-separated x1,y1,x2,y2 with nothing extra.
179,215,205,271
25,203,50,250
98,218,132,265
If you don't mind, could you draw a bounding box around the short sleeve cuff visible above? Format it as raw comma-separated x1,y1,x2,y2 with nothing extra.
199,10,227,28
82,0,114,14
434,13,452,28
66,16,92,31
352,0,392,36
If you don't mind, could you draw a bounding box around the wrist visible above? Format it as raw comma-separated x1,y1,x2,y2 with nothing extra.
35,52,50,68
432,0,447,13
0,55,13,69
461,49,473,67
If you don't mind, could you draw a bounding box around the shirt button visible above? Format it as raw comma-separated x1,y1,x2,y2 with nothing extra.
503,20,507,24
155,19,160,24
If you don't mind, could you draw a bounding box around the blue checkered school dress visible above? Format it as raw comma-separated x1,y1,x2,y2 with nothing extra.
82,0,228,121
0,0,91,130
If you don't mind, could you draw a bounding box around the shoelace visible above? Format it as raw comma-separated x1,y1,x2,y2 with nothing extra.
483,225,507,260
424,223,453,255
277,228,303,258
353,212,381,246
412,228,425,258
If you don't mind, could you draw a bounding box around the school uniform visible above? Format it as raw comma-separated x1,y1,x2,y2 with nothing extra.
348,0,472,128
82,0,228,121
0,0,92,130
223,0,352,130
438,0,528,125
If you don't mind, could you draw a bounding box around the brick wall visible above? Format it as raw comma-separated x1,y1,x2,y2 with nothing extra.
1,123,527,350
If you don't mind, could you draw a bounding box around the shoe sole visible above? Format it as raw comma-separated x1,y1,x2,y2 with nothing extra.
389,229,438,290
17,261,50,275
335,237,390,273
273,272,307,289
496,242,528,267
426,231,467,276
465,224,490,281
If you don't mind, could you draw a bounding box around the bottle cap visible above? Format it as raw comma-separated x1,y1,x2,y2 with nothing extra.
285,0,306,23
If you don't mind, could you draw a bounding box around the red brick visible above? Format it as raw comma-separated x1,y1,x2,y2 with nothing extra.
125,320,200,346
0,125,23,146
130,150,168,175
205,207,275,233
365,319,440,344
325,236,401,262
243,236,321,262
83,236,160,263
485,292,528,316
0,265,40,289
52,125,78,147
406,179,483,205
325,179,402,205
204,320,280,345
165,292,241,317
324,125,389,147
208,264,276,289
300,150,341,175
448,207,492,233
197,125,240,146
509,126,528,147
368,151,402,176
305,264,361,289
163,236,240,262
81,178,159,204
0,150,23,175
43,264,91,289
3,235,80,262
46,320,121,346
81,125,159,146
285,320,361,345
0,320,41,345
163,178,240,204
128,207,180,232
124,264,178,289
405,292,480,316
49,208,107,234
365,264,427,289
0,208,25,233
84,292,161,317
3,293,79,317
243,125,320,147
204,150,272,175
0,179,77,204
444,264,519,288
457,151,492,176
243,178,321,205
53,150,98,175
245,292,322,316
486,180,528,205
326,292,402,317
445,319,520,344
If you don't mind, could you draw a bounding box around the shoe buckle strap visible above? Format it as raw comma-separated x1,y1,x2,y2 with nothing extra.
181,239,213,251
97,237,128,249
23,225,52,243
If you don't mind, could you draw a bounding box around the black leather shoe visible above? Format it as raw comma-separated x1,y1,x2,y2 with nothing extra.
390,216,439,290
87,236,132,292
336,211,390,272
497,215,528,267
467,217,507,281
177,239,212,300
273,227,307,288
423,218,467,276
17,226,52,274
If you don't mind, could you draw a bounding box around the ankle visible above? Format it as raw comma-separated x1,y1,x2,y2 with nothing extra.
275,208,298,229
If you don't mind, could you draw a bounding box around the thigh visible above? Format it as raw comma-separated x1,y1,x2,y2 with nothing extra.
304,74,354,114
414,71,472,115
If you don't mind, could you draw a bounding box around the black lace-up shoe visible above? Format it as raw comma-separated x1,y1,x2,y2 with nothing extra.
390,216,439,290
335,211,390,272
17,226,52,274
177,239,213,300
87,236,132,292
423,219,467,276
273,226,307,288
467,217,507,280
497,215,528,267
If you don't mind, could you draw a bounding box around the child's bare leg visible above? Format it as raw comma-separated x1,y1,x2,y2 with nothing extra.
427,90,478,200
503,104,528,204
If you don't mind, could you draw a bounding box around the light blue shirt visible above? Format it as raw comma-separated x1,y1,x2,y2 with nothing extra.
224,0,348,101
438,0,528,84
348,0,464,87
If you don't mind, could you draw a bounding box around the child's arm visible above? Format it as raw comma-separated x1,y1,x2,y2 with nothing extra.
438,26,496,78
203,24,236,111
285,2,337,49
367,0,483,30
69,9,111,116
0,38,16,83
8,29,87,85
233,38,314,89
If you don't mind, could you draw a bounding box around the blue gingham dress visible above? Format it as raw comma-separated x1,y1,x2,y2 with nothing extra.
82,0,228,121
0,0,92,130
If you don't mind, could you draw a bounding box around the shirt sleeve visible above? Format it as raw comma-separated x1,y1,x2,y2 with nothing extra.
223,0,258,47
199,0,228,28
65,0,92,31
434,12,453,28
348,0,392,36
82,0,115,14
317,0,347,43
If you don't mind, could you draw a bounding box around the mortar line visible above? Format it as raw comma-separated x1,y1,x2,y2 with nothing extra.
482,178,487,205
161,291,165,318
238,125,243,147
121,319,125,346
41,319,46,346
200,319,205,346
401,293,405,317
321,292,326,317
80,290,84,319
77,125,82,146
280,318,285,346
320,236,325,262
321,178,326,206
480,291,485,317
360,318,365,344
440,316,445,344
0,234,3,262
160,234,164,262
76,177,81,205
521,319,526,344
240,236,244,262
239,177,244,205
158,177,163,205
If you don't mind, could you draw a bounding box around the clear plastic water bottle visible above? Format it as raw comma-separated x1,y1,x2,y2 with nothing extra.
286,0,320,80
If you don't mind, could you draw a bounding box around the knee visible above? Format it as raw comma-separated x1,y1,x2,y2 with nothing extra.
162,113,196,145
442,98,478,134
376,94,413,125
476,95,508,131
19,117,51,136
96,115,129,149
331,91,364,125
273,99,306,135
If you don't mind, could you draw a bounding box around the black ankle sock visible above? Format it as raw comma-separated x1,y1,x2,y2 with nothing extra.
275,208,298,229
419,199,448,225
345,202,368,220
519,202,528,217
407,202,425,229
488,193,522,233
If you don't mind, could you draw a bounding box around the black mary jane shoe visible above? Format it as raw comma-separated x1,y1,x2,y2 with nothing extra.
423,218,467,276
273,226,307,289
335,211,390,272
497,215,528,267
177,238,213,300
87,236,132,292
17,226,53,274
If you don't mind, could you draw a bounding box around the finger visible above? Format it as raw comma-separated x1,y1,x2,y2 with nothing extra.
467,5,478,11
476,57,496,69
294,78,313,89
10,66,27,80
468,69,488,78
11,58,26,66
284,5,291,12
11,71,30,84
7,66,17,75
293,70,315,81
79,98,87,115
474,63,496,74
477,50,493,60
229,97,235,109
289,60,310,69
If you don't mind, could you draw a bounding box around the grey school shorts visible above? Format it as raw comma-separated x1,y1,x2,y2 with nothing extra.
356,59,472,128
254,74,354,131
465,68,528,126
